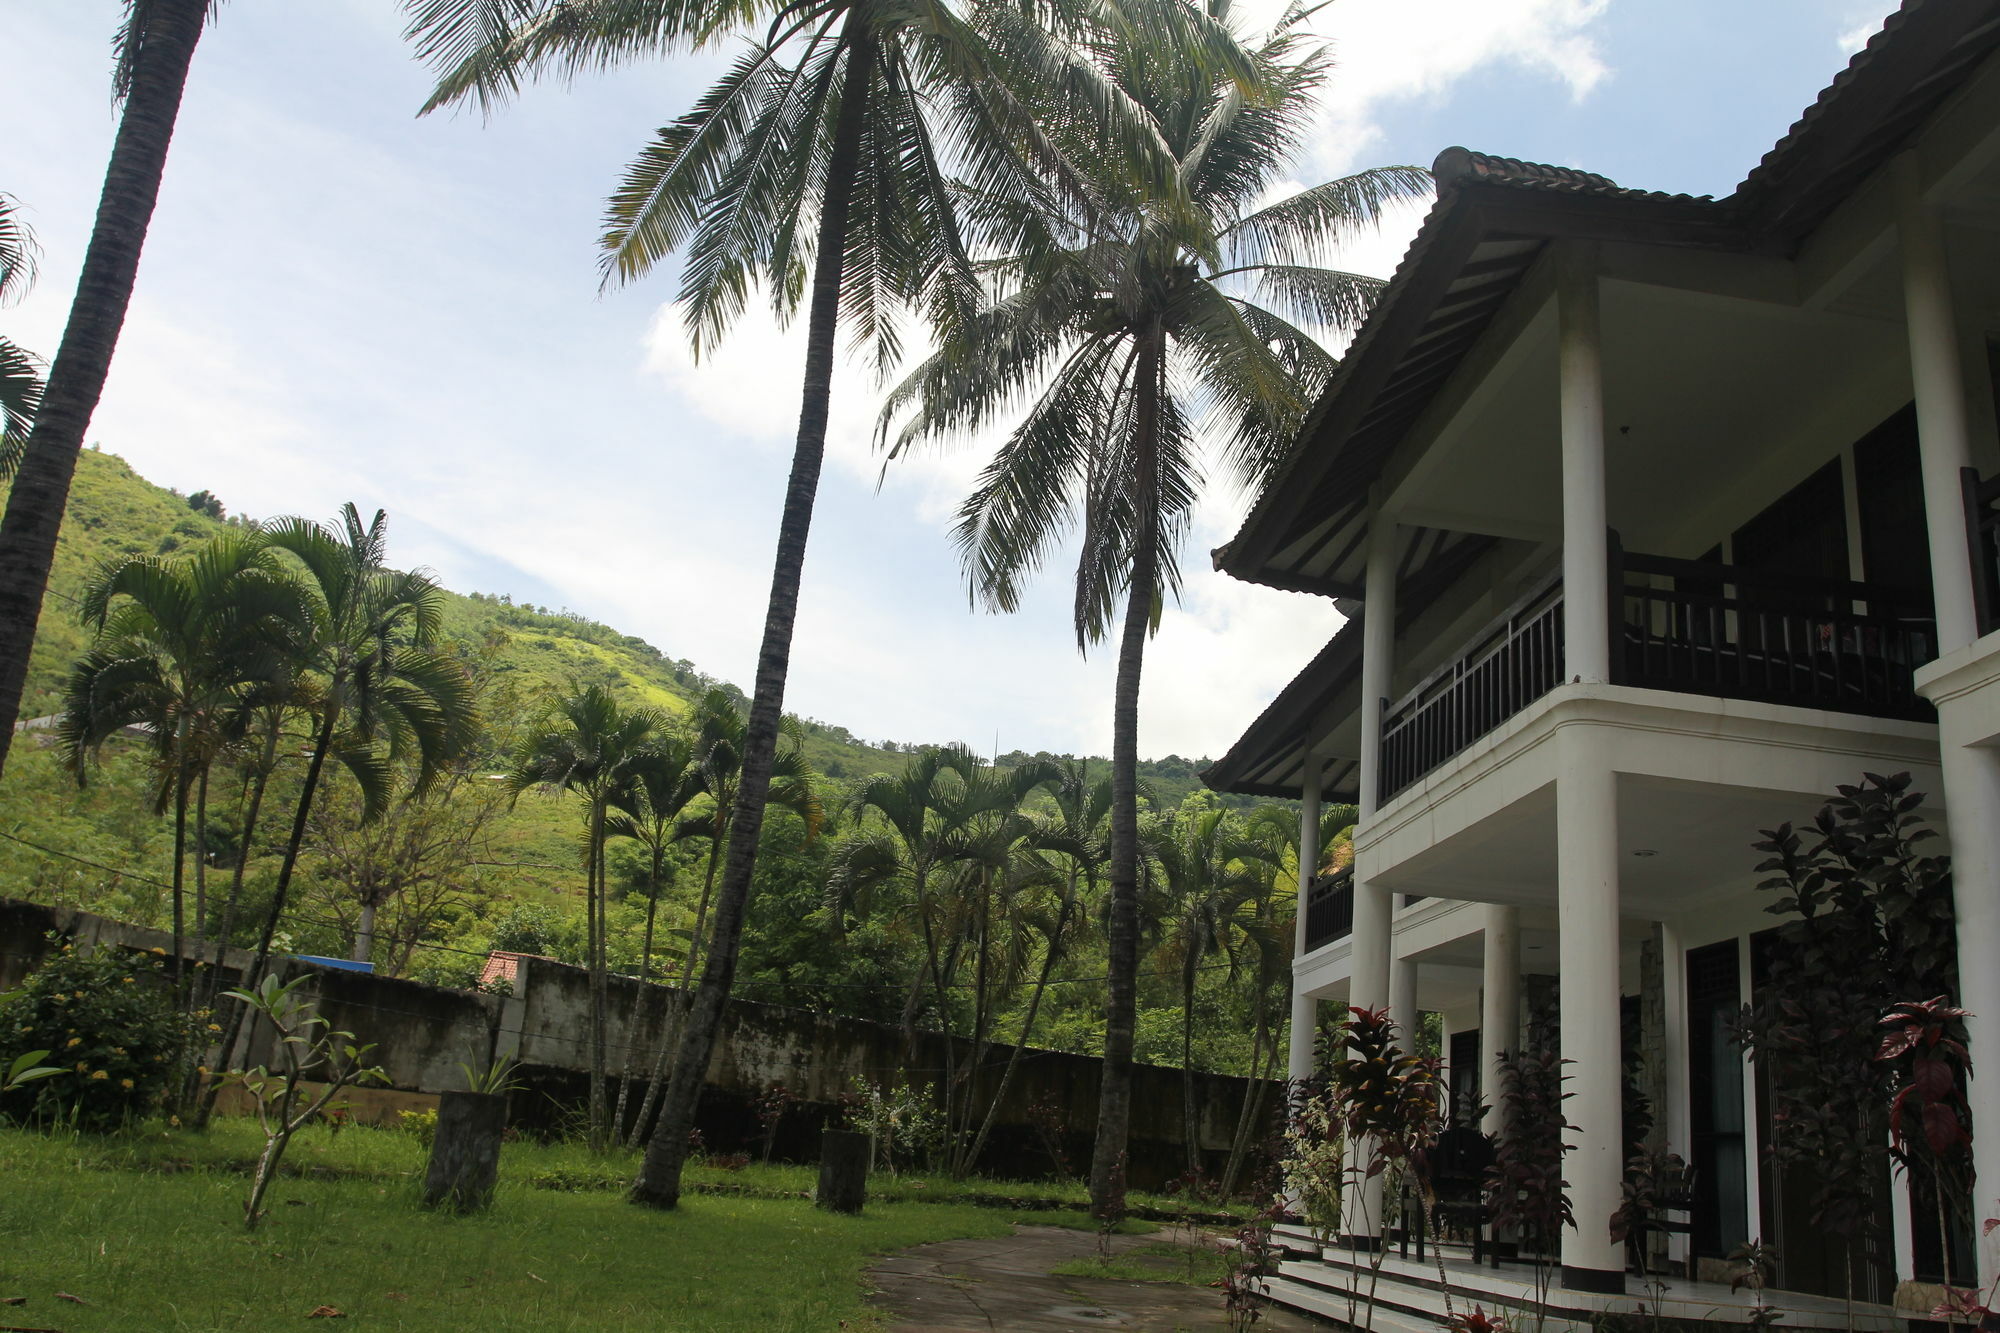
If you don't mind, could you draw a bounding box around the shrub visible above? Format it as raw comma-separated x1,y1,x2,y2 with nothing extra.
398,1108,439,1146
0,940,193,1131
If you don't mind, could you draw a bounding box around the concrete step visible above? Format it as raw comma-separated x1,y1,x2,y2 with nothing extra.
1256,1271,1450,1333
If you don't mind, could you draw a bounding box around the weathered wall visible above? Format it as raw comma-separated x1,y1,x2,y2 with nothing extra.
1,898,1281,1187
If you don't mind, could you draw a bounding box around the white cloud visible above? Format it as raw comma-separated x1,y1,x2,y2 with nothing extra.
1257,0,1613,178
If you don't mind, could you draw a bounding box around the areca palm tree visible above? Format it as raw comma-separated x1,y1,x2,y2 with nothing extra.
1149,804,1282,1175
400,0,1251,1210
601,732,700,1143
60,532,308,996
0,193,46,476
508,683,669,1149
0,0,214,776
878,5,1428,1216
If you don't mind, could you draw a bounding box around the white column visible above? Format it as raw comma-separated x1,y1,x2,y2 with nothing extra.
1895,153,1982,655
1942,739,2000,1291
1389,954,1420,1046
1287,770,1323,1083
1557,732,1625,1290
1480,905,1521,1139
1559,245,1612,683
1344,515,1401,1247
1658,920,1690,1271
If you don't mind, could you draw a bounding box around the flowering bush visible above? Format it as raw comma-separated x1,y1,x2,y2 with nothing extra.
0,940,193,1130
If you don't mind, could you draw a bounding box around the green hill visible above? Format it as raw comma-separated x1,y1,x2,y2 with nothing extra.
14,449,1244,804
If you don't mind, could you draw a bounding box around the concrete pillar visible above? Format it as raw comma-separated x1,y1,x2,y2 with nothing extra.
1481,905,1521,1139
1287,771,1323,1083
1941,737,2000,1291
1344,516,1401,1247
1659,920,1690,1271
1559,245,1612,684
1895,153,1982,655
1389,954,1420,1048
1556,733,1625,1291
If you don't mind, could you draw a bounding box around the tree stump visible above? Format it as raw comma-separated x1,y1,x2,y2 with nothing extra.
817,1128,869,1214
422,1090,507,1212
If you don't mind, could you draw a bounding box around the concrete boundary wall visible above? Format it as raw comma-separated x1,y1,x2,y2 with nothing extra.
0,898,1282,1187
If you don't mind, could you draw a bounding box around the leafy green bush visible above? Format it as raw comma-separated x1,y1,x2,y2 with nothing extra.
0,940,192,1130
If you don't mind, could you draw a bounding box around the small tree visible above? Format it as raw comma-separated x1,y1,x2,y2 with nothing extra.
1485,1049,1574,1333
1878,997,1975,1294
1737,773,1960,1304
224,974,386,1229
1325,1006,1445,1331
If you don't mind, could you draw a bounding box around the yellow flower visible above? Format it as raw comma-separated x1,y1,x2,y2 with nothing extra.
207,1024,222,1033
169,1115,182,1127
122,976,135,984
112,1046,126,1055
196,1066,209,1076
66,1037,82,1047
90,1070,109,1081
73,1062,86,1073
119,1078,134,1090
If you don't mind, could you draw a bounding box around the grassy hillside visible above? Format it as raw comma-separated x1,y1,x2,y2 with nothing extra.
0,451,1269,967
15,449,1244,804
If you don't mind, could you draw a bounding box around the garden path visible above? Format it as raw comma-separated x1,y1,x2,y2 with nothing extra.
866,1222,1325,1331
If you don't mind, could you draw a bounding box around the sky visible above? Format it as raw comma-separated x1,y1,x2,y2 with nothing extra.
0,0,1893,761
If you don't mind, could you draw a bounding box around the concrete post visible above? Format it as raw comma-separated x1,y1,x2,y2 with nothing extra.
1559,245,1612,683
1389,954,1420,1049
1288,771,1323,1083
1895,153,1981,656
1480,905,1521,1139
1941,738,2000,1291
1344,515,1402,1247
1556,732,1625,1291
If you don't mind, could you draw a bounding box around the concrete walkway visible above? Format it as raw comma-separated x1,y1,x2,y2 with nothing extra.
866,1223,1326,1331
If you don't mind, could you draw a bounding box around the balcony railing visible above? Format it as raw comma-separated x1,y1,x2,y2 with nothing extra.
1376,544,1937,801
1380,575,1564,801
1966,467,2000,638
1304,869,1355,952
1616,548,1935,721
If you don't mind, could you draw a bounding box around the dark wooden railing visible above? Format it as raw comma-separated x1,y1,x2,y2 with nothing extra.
1304,869,1355,952
1379,574,1565,801
1374,543,1940,801
1966,467,2000,638
1616,550,1935,721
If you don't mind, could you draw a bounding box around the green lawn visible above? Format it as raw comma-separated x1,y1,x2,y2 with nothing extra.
0,1121,1128,1331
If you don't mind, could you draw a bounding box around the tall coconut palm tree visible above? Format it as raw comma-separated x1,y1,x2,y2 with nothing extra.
878,4,1429,1217
508,683,669,1149
0,193,46,475
400,0,1250,1211
0,0,214,776
60,531,309,997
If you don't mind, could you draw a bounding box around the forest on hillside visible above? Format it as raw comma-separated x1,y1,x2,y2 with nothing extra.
0,450,1340,1090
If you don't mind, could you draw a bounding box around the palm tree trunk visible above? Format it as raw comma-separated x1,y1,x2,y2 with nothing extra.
613,855,661,1142
953,868,993,1176
965,879,1073,1171
206,687,341,1122
630,19,875,1210
193,766,209,942
1220,962,1274,1197
587,800,609,1151
1182,942,1202,1177
0,0,207,779
192,723,280,1128
678,827,722,987
170,759,190,999
1089,328,1162,1224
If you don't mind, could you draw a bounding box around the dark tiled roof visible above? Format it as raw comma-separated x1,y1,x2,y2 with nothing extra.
1430,147,1716,205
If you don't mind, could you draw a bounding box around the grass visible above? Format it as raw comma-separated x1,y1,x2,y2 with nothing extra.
0,1120,1141,1331
1050,1240,1231,1288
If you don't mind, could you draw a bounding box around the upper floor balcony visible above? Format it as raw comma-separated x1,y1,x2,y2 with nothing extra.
1379,538,1937,802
